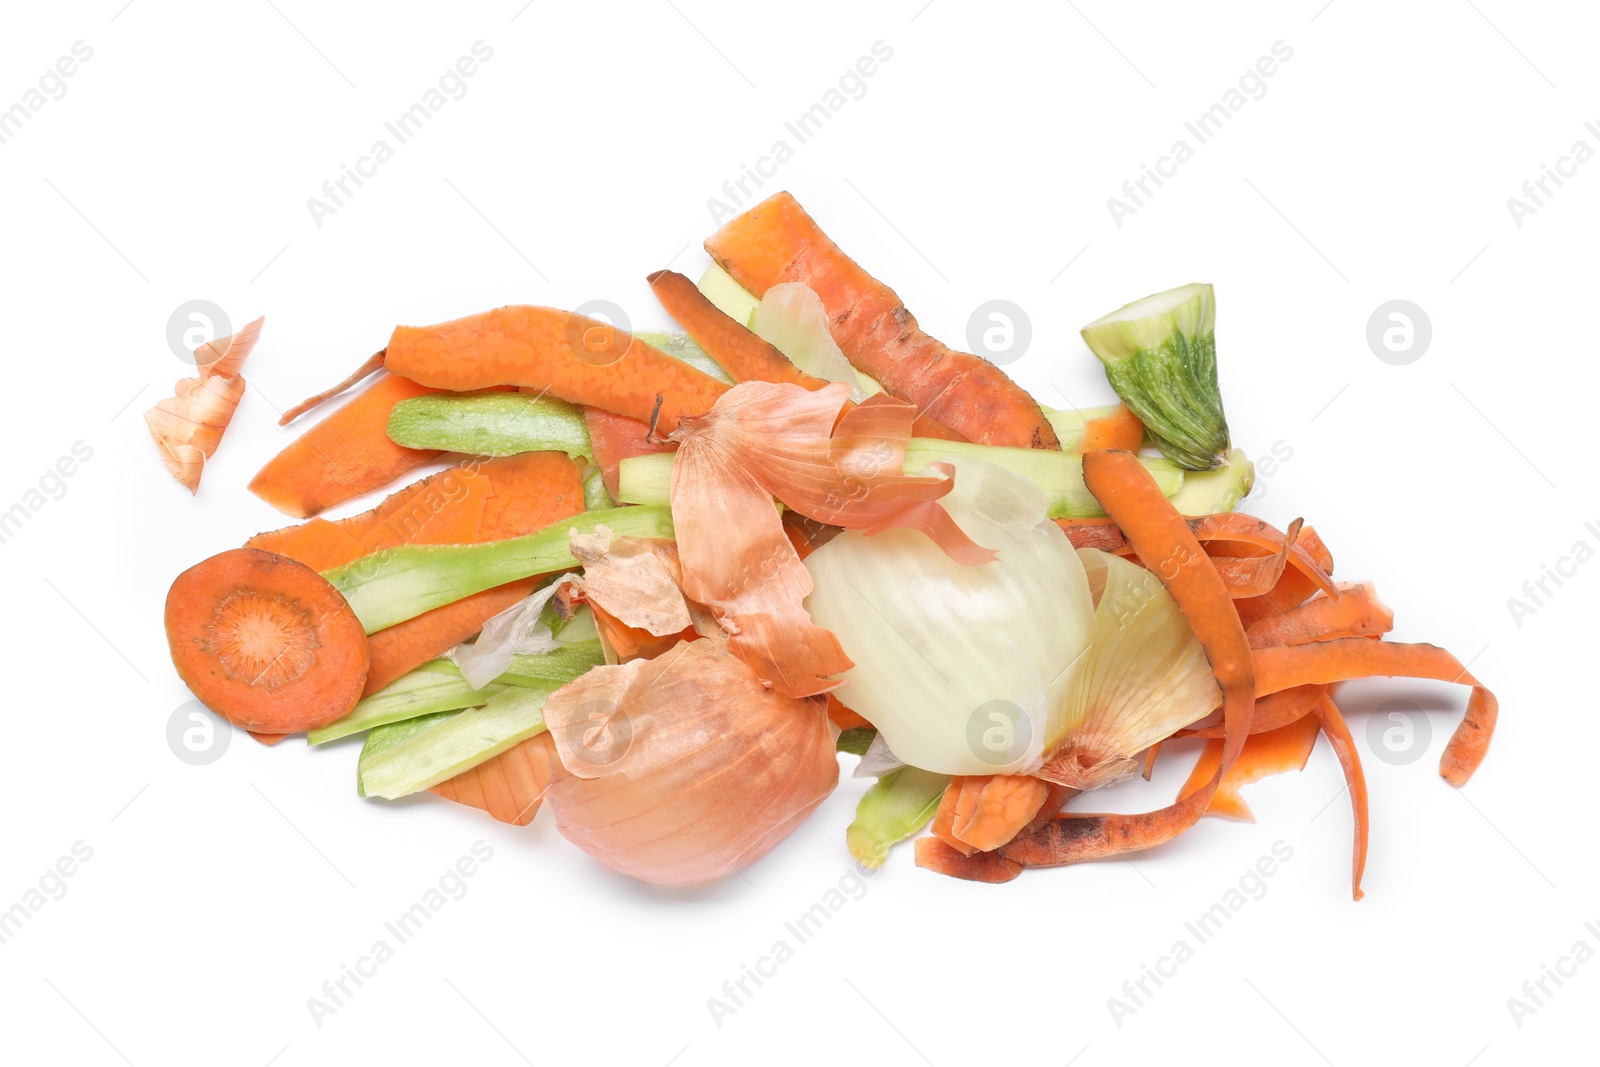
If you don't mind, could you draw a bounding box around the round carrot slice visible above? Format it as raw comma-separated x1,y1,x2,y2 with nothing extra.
164,548,369,733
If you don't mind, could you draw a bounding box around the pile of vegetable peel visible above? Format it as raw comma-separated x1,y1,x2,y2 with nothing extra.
157,190,1497,898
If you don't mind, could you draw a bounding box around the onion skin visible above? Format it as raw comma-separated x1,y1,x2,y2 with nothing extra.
541,638,839,886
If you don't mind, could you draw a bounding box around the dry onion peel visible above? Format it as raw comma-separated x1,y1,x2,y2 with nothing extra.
668,380,991,698
144,315,263,492
448,576,575,688
569,530,694,638
540,637,838,886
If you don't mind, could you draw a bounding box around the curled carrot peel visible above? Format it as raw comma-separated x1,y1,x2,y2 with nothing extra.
994,450,1256,872
913,837,1023,883
1188,514,1336,600
1235,567,1325,630
1313,694,1369,900
1020,782,1078,838
947,775,1051,853
1055,513,1336,601
929,777,974,856
1178,712,1322,822
1178,684,1329,740
705,191,1060,450
1209,517,1304,598
1253,639,1496,786
1245,582,1393,648
384,305,729,435
647,268,966,443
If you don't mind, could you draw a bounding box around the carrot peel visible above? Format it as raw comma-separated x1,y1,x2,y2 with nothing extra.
997,449,1256,870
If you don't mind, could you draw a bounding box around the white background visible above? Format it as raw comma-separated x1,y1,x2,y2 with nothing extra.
1,1,1594,1064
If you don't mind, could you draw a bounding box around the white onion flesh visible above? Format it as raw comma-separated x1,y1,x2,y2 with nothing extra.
803,458,1094,775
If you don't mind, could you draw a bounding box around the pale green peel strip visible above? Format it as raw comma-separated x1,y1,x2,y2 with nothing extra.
358,685,554,800
310,641,604,746
386,392,591,459
846,767,950,869
323,504,674,634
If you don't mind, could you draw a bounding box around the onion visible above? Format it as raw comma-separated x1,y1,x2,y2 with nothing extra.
540,638,838,886
802,458,1096,775
1039,548,1221,789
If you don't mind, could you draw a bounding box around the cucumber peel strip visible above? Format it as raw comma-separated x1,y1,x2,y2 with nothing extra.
323,504,674,633
310,641,604,745
846,766,950,869
386,391,591,459
358,685,555,800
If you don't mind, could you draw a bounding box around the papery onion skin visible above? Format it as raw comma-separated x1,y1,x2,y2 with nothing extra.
540,638,839,886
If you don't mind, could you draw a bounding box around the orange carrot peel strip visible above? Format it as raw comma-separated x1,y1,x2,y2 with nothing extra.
648,269,825,391
1076,404,1145,454
1313,694,1369,900
1208,517,1305,598
646,268,966,443
249,371,443,518
384,305,729,436
1178,684,1330,740
1245,582,1393,649
145,316,264,492
1253,639,1496,786
990,450,1257,873
668,380,992,698
913,837,1024,883
1055,513,1337,602
946,775,1052,853
704,191,1059,450
1178,712,1322,822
